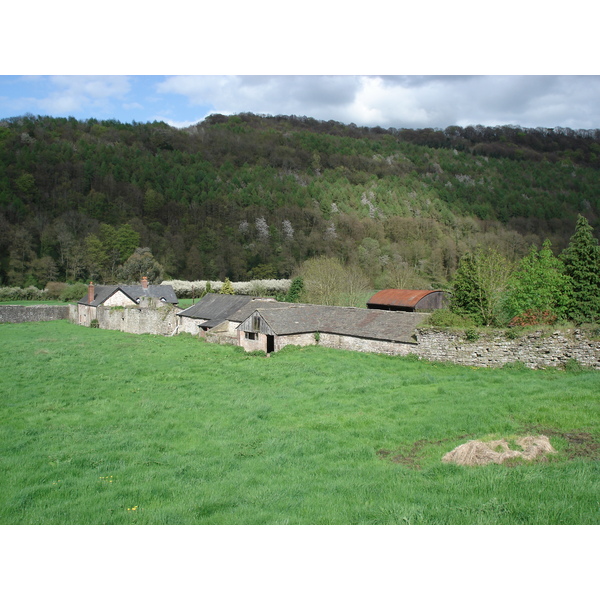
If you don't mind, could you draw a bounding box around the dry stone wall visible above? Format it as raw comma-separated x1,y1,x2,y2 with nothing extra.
0,304,71,323
415,328,600,370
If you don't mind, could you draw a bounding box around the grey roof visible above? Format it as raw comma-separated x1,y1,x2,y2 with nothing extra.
79,284,178,307
240,305,427,343
177,293,255,324
227,298,282,322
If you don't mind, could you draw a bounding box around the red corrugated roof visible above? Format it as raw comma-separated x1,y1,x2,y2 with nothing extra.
367,289,440,308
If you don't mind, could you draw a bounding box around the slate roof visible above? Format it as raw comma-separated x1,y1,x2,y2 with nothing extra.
241,304,427,343
79,284,178,307
177,293,255,327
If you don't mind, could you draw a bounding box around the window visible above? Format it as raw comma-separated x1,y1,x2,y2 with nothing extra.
245,331,257,340
252,315,261,331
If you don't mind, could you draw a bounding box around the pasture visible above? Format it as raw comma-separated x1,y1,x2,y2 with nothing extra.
1,320,598,524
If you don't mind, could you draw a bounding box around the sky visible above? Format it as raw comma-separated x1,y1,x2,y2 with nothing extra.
2,2,598,133
2,74,600,131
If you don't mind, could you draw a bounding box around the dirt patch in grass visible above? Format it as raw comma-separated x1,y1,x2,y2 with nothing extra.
531,428,600,461
377,434,472,469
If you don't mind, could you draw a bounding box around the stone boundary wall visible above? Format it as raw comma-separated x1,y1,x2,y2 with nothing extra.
415,328,600,370
0,304,71,323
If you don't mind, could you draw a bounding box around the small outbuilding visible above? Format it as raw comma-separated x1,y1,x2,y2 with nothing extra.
366,289,449,312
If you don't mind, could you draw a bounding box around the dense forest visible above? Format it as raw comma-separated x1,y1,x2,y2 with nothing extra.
1,112,599,289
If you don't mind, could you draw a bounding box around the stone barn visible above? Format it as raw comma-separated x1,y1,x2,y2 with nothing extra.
367,289,449,312
237,304,428,355
177,293,280,340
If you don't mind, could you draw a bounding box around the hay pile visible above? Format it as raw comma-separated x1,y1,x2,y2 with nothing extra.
442,435,556,466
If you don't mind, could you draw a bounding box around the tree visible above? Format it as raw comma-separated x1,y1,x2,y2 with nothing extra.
284,276,304,303
451,247,513,326
84,234,109,282
504,240,572,323
560,215,600,322
31,256,59,288
298,256,370,306
220,277,235,294
117,247,164,283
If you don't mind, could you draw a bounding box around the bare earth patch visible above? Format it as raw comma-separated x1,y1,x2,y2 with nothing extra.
442,435,556,466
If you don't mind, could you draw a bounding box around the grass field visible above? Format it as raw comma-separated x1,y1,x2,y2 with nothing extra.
1,320,598,525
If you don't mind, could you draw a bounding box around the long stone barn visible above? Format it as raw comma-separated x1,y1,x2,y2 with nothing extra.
237,304,428,355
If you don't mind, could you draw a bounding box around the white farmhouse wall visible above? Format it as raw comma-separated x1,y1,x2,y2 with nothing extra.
103,290,137,307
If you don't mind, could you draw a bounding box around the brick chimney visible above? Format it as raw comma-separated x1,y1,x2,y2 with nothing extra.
141,276,149,289
88,282,95,304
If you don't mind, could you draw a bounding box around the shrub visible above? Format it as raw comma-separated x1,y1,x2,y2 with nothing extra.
505,327,523,340
0,286,47,301
45,282,68,299
425,309,476,328
90,319,99,329
464,328,480,342
509,310,557,327
59,283,88,302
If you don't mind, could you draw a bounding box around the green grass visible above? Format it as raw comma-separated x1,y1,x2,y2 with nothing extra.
1,321,599,524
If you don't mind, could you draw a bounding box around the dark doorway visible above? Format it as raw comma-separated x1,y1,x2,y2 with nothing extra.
266,335,275,354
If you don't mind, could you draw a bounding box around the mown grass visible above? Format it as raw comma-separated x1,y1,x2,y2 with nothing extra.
1,321,598,524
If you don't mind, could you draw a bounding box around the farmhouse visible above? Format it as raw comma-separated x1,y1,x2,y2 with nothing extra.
77,277,178,326
367,289,449,312
237,304,428,355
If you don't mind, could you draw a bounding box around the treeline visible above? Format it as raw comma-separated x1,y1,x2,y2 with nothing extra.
1,113,599,289
444,215,600,326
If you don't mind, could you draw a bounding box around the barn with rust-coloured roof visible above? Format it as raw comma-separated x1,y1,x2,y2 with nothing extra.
367,289,449,312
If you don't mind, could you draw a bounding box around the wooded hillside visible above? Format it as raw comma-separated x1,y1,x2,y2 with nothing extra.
1,112,599,288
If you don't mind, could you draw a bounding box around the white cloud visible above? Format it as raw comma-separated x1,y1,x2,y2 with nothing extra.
36,76,132,116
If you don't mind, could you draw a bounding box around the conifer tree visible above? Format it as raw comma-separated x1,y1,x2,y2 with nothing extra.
220,277,235,294
560,215,600,322
284,276,304,303
450,248,513,326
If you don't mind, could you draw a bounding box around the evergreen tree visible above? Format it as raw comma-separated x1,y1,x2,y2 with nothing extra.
220,277,235,294
284,276,304,303
560,215,600,322
450,248,513,326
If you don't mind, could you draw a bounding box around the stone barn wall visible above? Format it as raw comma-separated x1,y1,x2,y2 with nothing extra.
74,304,180,336
318,333,417,356
0,304,71,323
